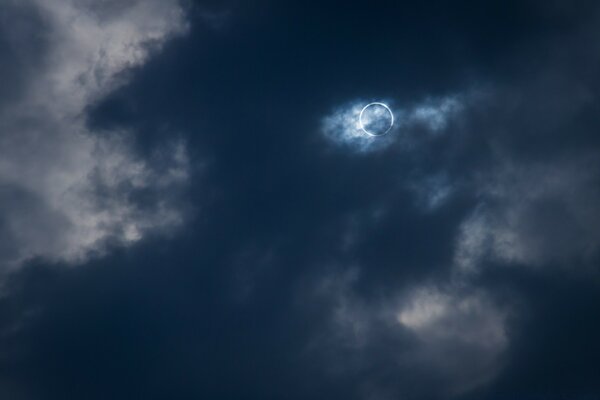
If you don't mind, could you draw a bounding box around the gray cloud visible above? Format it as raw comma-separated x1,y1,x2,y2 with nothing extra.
455,156,600,273
0,0,190,270
396,284,509,395
305,267,510,399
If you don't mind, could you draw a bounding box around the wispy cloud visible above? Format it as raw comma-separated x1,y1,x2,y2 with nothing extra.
322,95,464,153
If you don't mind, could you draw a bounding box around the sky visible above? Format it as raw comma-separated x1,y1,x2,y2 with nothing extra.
1,0,600,399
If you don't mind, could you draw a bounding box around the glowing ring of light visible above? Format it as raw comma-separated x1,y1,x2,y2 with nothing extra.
359,102,394,136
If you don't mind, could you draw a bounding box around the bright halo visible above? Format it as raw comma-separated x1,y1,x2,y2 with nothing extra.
359,102,394,136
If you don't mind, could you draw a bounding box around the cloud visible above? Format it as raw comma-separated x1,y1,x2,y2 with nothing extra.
321,95,465,153
313,63,600,397
310,267,372,350
1,2,600,400
397,285,509,395
321,100,398,153
409,96,464,133
307,267,509,398
407,173,456,212
455,157,600,272
310,10,600,395
0,0,190,269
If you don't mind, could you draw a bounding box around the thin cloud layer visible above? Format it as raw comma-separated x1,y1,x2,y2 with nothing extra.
322,95,465,152
0,0,190,269
321,100,398,152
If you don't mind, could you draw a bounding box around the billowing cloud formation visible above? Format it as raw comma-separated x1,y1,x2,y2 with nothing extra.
0,0,190,269
322,96,464,152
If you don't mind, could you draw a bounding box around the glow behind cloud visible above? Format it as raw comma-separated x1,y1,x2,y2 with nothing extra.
322,95,464,152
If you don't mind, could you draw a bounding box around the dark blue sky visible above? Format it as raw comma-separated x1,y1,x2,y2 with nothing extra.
1,1,600,399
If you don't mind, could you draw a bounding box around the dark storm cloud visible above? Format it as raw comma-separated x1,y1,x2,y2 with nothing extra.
1,1,600,400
